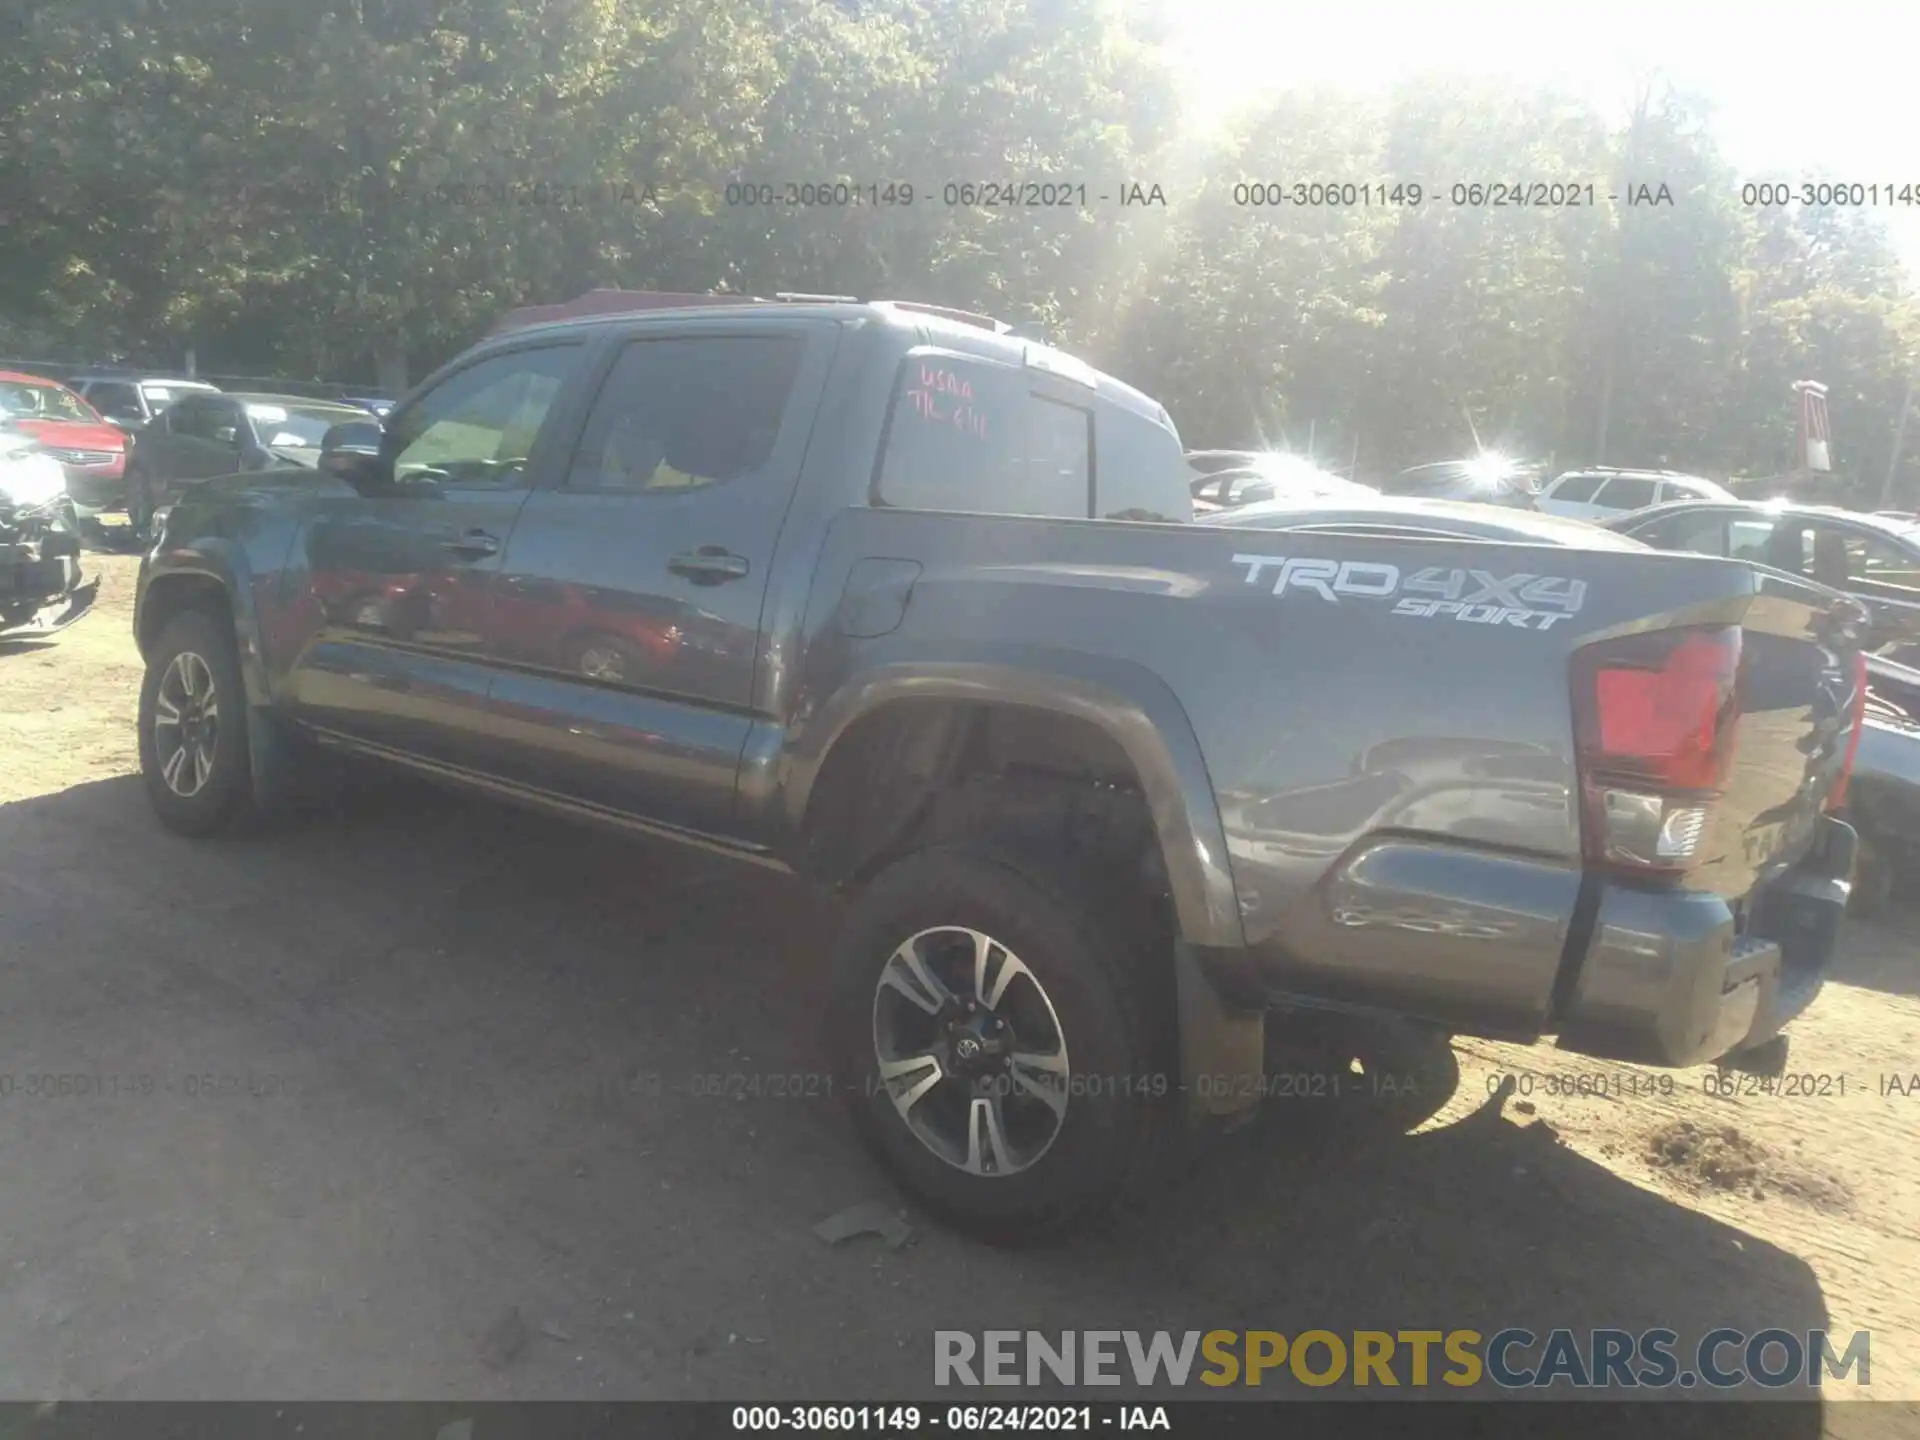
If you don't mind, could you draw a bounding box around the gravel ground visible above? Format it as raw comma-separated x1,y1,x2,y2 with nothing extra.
1,547,1916,1436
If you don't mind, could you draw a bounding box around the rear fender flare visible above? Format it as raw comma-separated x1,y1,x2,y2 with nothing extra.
787,647,1245,950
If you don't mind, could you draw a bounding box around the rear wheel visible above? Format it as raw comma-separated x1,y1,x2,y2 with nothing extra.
829,844,1176,1243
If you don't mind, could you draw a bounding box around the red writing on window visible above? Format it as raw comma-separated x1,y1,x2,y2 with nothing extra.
905,364,989,440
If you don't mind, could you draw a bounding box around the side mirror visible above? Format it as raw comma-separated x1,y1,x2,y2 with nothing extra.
319,419,387,487
212,424,240,448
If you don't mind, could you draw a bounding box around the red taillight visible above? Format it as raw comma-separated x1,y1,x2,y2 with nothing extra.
1827,651,1869,813
1573,626,1744,872
1583,628,1742,790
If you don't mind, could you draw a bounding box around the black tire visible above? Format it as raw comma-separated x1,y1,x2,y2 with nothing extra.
828,843,1177,1244
137,609,292,837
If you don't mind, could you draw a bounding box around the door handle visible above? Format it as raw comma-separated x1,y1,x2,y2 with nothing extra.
443,529,501,559
668,546,750,583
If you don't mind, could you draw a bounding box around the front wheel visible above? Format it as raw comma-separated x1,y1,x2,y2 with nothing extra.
828,845,1175,1243
138,610,290,836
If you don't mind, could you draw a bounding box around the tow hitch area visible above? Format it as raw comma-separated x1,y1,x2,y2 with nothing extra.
1717,1033,1790,1079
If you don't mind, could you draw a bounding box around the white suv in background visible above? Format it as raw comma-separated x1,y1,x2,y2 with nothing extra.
1535,468,1733,521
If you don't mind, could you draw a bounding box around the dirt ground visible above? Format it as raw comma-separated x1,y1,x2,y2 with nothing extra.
2,546,1918,1433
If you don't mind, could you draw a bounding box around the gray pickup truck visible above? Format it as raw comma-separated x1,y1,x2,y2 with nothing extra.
133,298,1868,1240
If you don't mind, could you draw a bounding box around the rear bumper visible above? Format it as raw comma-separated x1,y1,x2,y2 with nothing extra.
1193,815,1857,1072
1555,815,1856,1068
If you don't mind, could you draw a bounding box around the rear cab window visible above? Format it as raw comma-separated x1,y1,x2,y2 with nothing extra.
873,350,1188,522
1547,473,1603,503
875,353,1088,517
1592,476,1658,510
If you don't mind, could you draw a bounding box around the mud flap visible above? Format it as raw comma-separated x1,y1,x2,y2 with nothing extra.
1174,939,1265,1129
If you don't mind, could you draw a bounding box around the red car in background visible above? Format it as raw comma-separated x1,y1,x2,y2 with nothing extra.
0,371,128,520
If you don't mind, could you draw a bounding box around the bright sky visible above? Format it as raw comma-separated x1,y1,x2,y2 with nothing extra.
1165,0,1920,276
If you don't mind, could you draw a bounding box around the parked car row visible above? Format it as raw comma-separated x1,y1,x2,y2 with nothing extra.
68,371,223,432
0,370,131,512
0,366,397,537
1534,467,1733,520
1183,449,1378,514
1185,452,1741,523
1598,498,1920,911
1604,499,1920,660
1379,456,1544,508
123,391,376,533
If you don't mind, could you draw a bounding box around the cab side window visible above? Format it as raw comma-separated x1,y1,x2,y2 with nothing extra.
388,344,583,489
874,355,1093,518
562,335,804,494
1843,531,1920,594
168,396,225,441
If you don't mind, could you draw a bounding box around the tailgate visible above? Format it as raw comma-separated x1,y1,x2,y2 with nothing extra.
1700,572,1869,901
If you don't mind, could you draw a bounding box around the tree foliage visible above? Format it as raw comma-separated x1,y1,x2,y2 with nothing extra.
3,1,1917,496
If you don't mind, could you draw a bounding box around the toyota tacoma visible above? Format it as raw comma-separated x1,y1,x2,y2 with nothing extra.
132,298,1868,1240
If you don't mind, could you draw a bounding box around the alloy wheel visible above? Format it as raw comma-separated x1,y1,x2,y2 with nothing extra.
152,650,220,798
871,926,1071,1177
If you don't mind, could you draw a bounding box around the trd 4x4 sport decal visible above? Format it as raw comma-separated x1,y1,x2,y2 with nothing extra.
1228,554,1587,631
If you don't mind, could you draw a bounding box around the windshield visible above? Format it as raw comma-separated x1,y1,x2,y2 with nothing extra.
0,380,99,424
246,404,362,448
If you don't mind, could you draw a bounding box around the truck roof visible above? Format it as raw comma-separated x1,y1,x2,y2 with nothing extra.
491,298,1175,429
